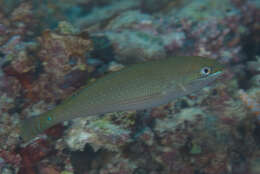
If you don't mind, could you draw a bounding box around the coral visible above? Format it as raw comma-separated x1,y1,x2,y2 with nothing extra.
105,30,166,63
0,150,21,168
239,89,260,123
92,0,257,66
75,0,140,29
65,112,133,151
104,10,153,30
38,30,93,77
140,0,173,13
10,3,33,23
57,21,79,35
247,56,260,74
106,61,125,72
37,165,60,174
1,167,15,174
167,0,240,21
2,29,94,105
249,150,260,174
0,0,259,174
18,139,53,173
98,155,137,174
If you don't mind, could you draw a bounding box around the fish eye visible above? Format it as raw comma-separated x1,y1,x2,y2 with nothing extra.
200,67,211,76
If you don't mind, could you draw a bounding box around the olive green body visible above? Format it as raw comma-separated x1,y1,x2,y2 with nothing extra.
20,56,224,141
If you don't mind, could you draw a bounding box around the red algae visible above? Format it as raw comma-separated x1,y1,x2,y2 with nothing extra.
45,124,65,140
17,139,53,174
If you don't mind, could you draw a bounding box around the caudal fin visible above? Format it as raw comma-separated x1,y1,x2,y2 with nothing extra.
19,117,40,142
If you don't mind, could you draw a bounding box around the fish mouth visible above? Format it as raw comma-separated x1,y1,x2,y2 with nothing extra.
197,70,224,84
209,71,224,78
186,70,224,94
203,71,224,85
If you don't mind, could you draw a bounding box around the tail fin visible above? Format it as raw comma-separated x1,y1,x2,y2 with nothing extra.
19,117,41,142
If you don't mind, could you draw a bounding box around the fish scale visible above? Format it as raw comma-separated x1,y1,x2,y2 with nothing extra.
20,56,224,141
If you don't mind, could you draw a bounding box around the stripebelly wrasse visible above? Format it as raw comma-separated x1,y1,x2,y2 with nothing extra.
20,56,224,141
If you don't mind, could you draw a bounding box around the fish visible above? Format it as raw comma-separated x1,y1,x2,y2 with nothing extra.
20,56,224,141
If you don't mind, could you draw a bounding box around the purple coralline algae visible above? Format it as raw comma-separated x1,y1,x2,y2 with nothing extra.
0,0,259,174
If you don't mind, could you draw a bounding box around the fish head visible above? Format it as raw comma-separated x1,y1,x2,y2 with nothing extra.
176,56,225,91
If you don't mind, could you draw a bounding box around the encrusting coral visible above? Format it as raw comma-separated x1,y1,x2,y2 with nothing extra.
0,0,259,174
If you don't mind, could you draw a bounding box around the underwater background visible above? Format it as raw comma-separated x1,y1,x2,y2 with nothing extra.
0,0,259,174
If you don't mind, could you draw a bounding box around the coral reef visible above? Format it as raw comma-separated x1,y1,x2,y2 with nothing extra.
65,113,133,151
0,0,259,174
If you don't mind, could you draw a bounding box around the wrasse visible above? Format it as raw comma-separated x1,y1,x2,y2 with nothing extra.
20,56,224,141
